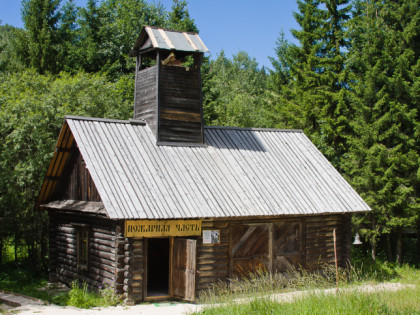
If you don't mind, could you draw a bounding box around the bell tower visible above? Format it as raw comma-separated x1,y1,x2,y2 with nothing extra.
130,26,209,145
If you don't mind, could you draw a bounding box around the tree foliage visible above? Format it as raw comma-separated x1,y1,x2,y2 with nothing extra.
0,70,133,264
21,0,61,74
166,0,198,32
271,0,352,167
203,51,271,128
343,0,420,262
0,0,418,264
0,0,199,264
6,0,197,77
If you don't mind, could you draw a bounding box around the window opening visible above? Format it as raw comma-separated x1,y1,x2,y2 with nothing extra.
76,227,89,270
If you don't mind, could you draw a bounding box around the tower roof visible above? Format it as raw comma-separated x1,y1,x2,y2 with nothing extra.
130,26,209,57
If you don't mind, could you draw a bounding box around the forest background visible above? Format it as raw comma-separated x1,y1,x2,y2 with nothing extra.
0,0,418,269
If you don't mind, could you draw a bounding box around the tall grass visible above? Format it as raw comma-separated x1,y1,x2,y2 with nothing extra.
196,262,419,315
198,262,419,304
197,285,420,315
67,281,122,308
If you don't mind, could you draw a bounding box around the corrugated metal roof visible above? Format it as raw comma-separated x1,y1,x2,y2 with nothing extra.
130,26,209,56
41,116,371,219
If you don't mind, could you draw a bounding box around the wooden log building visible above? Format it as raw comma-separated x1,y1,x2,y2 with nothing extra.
36,26,371,303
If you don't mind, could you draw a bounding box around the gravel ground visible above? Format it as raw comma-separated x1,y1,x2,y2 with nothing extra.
4,282,414,315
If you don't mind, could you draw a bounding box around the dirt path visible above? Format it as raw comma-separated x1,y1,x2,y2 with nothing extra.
3,282,413,315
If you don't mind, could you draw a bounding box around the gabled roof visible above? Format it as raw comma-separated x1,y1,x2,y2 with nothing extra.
130,26,209,57
38,116,370,219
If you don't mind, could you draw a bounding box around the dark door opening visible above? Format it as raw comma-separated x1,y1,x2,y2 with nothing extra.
147,238,169,297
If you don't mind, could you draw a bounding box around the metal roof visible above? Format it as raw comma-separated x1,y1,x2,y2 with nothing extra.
130,26,209,56
39,116,371,219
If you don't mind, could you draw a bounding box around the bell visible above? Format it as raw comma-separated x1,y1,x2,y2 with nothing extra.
353,233,362,245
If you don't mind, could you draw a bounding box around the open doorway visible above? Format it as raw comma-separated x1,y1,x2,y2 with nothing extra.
146,238,169,298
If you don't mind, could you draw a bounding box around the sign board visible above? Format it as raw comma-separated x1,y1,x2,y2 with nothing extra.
202,230,220,244
125,220,202,237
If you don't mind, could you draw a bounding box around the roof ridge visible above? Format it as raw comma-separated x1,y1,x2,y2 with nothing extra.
144,25,199,36
65,116,146,125
204,125,303,133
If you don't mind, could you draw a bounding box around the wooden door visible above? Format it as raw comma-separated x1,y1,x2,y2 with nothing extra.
273,221,303,272
231,224,269,278
171,238,197,302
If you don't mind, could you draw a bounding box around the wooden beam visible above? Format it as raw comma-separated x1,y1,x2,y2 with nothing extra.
183,32,199,51
55,147,71,153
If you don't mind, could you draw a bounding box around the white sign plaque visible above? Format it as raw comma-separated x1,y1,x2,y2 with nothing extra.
203,230,220,244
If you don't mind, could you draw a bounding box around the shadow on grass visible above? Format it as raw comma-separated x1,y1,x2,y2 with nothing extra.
0,260,69,305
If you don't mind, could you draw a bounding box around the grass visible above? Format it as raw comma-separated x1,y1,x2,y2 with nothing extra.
0,261,53,302
196,285,420,315
1,256,418,311
197,260,419,304
195,262,419,314
66,281,122,308
0,261,122,307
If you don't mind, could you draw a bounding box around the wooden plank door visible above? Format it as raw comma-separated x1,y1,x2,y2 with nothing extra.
171,238,197,302
273,221,303,272
231,224,269,278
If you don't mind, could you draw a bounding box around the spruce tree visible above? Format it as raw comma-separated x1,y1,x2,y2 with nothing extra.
270,0,352,168
21,0,61,74
315,0,352,168
268,0,324,130
166,0,198,33
267,32,302,128
57,0,78,72
345,0,420,262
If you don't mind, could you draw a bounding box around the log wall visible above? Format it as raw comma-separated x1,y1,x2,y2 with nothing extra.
123,238,144,304
49,211,125,294
195,214,351,296
134,64,204,144
158,66,203,143
49,212,351,302
195,220,230,292
305,214,351,270
134,66,157,135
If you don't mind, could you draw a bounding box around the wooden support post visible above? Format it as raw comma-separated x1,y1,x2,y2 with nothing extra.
333,228,339,294
229,223,233,279
156,50,161,140
169,237,174,297
268,223,273,277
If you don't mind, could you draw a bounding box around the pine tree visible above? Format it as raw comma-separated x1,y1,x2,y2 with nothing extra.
75,0,104,73
315,0,352,168
345,0,420,262
166,0,198,33
270,0,352,168
57,0,78,72
268,0,324,130
267,32,303,129
21,0,61,74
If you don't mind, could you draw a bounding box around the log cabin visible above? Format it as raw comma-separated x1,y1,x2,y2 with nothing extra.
36,26,371,304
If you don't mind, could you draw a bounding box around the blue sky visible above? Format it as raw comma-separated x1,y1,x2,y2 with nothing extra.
0,0,299,69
